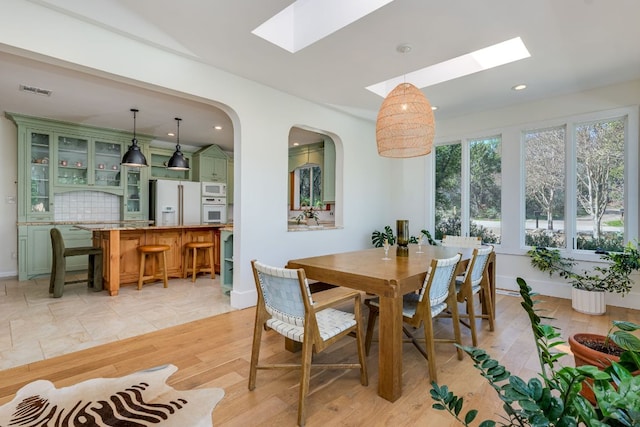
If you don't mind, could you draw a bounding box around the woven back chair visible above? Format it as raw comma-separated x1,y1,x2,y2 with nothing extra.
455,245,495,346
364,253,463,383
248,260,368,426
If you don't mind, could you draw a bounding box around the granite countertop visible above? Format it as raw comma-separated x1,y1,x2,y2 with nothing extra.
74,222,232,231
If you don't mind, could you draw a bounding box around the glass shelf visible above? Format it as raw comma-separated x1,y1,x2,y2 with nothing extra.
30,132,51,213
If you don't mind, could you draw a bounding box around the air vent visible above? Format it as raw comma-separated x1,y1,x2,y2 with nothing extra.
19,84,52,97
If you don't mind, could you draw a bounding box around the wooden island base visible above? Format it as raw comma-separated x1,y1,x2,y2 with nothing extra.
84,224,227,296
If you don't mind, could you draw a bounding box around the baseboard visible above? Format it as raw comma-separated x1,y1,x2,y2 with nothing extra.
229,287,257,309
496,274,640,310
0,270,17,279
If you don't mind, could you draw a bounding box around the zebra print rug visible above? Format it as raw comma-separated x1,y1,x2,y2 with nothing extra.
0,364,224,426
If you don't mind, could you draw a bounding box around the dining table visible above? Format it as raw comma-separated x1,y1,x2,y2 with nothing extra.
286,245,479,402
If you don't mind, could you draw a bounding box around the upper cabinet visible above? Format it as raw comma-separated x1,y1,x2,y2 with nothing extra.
149,147,192,181
192,144,228,183
8,113,151,222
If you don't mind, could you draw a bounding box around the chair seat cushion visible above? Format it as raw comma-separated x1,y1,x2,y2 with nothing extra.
266,308,356,343
64,246,102,257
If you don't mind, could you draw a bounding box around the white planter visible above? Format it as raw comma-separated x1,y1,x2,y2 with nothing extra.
571,287,606,315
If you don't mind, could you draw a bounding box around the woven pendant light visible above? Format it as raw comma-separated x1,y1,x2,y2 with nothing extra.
375,82,435,158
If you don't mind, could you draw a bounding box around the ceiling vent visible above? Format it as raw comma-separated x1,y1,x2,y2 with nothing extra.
19,84,52,97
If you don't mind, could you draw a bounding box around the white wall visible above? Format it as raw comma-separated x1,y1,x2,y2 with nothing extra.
395,79,640,309
0,116,18,276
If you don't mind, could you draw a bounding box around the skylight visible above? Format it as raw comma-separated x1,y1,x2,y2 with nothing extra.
252,0,394,53
366,37,531,97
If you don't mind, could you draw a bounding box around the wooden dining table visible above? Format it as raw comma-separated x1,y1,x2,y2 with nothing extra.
286,245,476,402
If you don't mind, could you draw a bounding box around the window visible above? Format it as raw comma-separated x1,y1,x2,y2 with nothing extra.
523,116,627,252
524,126,566,248
435,136,502,244
296,165,322,207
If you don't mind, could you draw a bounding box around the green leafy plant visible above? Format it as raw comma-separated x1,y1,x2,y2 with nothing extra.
430,277,640,427
527,241,640,295
371,227,436,247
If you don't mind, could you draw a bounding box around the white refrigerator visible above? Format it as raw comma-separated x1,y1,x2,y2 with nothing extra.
150,179,201,225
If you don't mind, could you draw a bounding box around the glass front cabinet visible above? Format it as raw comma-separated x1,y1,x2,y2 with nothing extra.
9,113,151,279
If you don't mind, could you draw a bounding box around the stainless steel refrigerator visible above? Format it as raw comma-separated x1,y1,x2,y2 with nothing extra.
149,179,201,225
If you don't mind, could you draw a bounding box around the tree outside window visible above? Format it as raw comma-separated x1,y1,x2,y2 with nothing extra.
435,137,501,244
523,117,625,252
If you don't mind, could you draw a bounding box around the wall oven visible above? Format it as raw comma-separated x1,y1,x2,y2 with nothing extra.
202,197,227,224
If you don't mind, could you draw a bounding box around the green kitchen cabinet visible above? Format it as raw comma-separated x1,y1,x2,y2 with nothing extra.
192,145,228,183
149,148,192,181
20,225,93,280
220,229,233,295
227,157,234,204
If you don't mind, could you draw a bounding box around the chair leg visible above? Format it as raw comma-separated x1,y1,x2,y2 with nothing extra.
423,318,438,383
248,305,268,391
298,334,314,426
161,251,169,288
364,304,378,356
87,254,95,289
467,296,478,347
52,257,66,298
183,247,189,279
449,296,464,361
137,252,146,290
208,246,215,279
93,253,103,292
49,252,57,294
481,285,495,332
354,295,368,386
191,247,197,282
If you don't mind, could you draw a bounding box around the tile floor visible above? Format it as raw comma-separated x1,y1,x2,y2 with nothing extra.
0,274,234,371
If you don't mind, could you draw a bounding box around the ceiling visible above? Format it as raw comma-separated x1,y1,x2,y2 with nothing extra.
2,0,640,152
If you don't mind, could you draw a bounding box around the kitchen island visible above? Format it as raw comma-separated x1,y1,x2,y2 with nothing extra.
77,223,229,296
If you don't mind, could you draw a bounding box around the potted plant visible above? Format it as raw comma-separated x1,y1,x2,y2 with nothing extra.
430,277,640,427
527,241,640,314
568,320,640,404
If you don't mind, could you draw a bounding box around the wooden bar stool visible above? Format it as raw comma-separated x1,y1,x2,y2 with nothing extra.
137,245,171,290
183,241,215,282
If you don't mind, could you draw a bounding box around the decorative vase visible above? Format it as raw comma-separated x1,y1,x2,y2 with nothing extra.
396,220,409,257
571,287,606,315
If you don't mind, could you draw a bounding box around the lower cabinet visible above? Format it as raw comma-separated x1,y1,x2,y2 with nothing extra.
19,224,92,280
220,229,233,295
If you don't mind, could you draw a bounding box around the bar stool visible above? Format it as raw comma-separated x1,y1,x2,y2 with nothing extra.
137,245,171,290
183,241,215,282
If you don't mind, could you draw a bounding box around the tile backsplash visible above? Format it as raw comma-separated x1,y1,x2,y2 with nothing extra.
54,191,120,221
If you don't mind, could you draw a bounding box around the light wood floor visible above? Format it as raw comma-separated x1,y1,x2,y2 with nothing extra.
0,291,636,426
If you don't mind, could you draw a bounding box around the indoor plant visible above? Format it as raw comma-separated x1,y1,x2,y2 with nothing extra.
430,277,640,427
527,241,640,314
371,226,436,247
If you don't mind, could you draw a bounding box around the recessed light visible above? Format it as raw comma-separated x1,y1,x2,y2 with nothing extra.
167,132,175,137
512,84,527,91
431,106,438,111
293,142,300,146
214,125,222,130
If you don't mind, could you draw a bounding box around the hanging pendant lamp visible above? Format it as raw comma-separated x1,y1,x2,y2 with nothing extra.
375,82,435,158
167,117,189,170
121,108,148,167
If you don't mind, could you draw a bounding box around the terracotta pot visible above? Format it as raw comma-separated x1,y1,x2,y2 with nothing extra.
569,333,620,404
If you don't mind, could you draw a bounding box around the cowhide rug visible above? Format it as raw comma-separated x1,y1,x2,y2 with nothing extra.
0,364,224,426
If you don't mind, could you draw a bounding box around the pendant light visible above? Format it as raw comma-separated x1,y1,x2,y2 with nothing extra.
167,117,189,170
121,108,148,167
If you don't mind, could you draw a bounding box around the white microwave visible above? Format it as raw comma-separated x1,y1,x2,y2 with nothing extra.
201,182,226,198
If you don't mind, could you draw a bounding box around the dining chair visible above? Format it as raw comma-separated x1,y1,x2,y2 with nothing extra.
248,260,368,426
455,245,495,346
364,253,463,383
49,227,103,298
441,235,482,248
